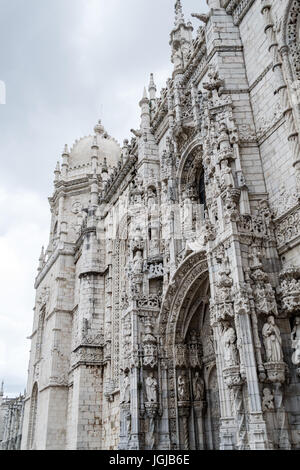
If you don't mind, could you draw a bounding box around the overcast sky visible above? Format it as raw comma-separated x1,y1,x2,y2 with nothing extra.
0,0,208,397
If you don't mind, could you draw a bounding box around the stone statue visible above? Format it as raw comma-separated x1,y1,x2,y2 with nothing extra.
262,388,275,412
262,316,283,363
193,372,204,401
220,159,235,189
133,250,143,274
222,321,239,367
291,317,300,366
120,373,130,404
145,372,158,403
177,375,189,401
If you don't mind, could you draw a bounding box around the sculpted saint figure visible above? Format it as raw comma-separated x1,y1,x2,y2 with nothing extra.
177,375,189,401
222,321,239,367
120,373,130,404
220,159,235,189
193,372,204,401
145,372,158,403
291,317,300,366
262,316,283,363
133,250,143,274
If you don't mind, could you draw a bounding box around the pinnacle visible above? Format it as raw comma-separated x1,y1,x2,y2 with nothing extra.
174,0,185,27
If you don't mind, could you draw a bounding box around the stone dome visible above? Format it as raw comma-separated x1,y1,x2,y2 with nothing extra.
69,120,121,168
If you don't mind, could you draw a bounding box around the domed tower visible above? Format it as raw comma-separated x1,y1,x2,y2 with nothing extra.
22,120,121,450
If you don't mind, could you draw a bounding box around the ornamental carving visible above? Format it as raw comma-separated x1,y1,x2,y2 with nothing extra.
279,266,300,315
275,206,300,248
285,0,300,81
136,294,162,310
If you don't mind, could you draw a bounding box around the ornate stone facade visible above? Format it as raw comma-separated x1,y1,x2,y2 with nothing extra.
0,384,25,450
14,0,300,450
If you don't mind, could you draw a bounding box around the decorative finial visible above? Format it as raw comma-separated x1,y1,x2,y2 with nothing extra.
174,0,185,27
62,144,69,157
149,73,157,93
94,119,105,135
39,246,45,260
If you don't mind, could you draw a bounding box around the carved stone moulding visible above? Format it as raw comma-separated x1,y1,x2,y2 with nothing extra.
210,302,234,326
233,289,250,316
175,343,189,368
279,266,300,315
223,365,243,389
264,362,286,384
144,402,159,419
177,401,191,416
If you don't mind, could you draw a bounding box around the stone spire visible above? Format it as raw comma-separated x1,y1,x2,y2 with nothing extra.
139,87,150,130
91,135,99,172
61,144,70,178
174,0,185,27
38,246,45,273
148,74,156,99
54,161,61,182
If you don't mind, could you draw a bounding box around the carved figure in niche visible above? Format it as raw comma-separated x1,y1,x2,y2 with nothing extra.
262,388,275,412
291,317,300,366
220,159,235,189
145,372,158,403
177,374,189,401
120,373,130,404
222,321,239,367
172,47,183,70
133,250,143,274
148,188,156,208
262,316,283,363
193,372,205,401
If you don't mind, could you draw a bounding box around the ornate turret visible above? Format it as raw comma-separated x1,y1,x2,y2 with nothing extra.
148,73,157,114
61,144,70,178
37,246,45,273
91,135,99,172
170,0,193,75
139,87,151,131
54,161,61,183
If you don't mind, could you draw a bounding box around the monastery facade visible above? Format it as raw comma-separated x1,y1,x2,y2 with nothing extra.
16,0,300,450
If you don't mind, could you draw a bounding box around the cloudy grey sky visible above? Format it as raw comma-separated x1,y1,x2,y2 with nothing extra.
0,0,208,396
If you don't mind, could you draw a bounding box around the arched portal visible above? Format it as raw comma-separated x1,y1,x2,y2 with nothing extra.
159,251,220,450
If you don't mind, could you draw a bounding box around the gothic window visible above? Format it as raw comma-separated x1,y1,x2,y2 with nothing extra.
27,383,38,449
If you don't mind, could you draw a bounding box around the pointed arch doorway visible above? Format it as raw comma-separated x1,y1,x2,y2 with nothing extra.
159,251,220,450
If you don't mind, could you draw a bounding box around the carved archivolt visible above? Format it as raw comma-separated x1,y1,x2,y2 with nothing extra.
176,140,204,200
282,0,300,81
159,250,208,349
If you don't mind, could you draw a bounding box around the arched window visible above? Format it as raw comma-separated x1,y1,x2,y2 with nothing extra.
27,383,38,449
